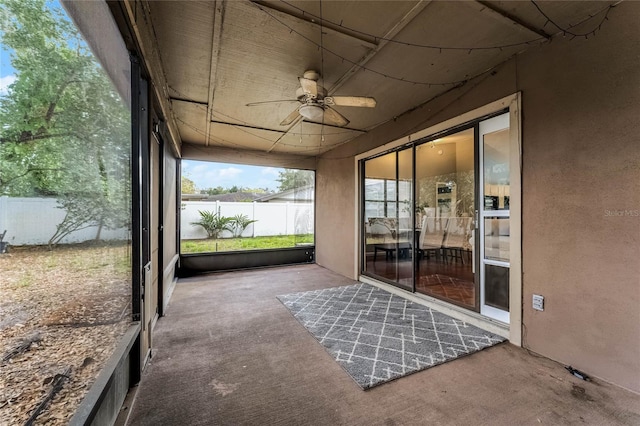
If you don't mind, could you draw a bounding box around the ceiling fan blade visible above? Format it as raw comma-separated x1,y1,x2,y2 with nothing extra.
322,107,350,127
326,96,377,108
246,99,298,107
298,77,318,96
280,107,301,126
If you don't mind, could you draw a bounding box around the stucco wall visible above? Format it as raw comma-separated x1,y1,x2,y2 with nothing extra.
316,157,357,278
316,2,640,392
517,4,640,393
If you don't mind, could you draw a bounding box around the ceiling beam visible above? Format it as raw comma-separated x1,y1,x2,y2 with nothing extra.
122,0,182,156
251,1,377,50
210,120,287,135
476,1,551,40
170,97,209,106
205,1,226,147
328,0,433,95
181,143,317,170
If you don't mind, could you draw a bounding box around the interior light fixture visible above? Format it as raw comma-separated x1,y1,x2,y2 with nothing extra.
299,104,324,121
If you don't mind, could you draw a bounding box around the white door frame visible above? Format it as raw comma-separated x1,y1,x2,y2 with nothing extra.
478,112,511,324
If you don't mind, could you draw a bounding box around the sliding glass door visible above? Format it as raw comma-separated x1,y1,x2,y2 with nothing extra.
362,149,413,291
360,111,513,323
414,128,477,309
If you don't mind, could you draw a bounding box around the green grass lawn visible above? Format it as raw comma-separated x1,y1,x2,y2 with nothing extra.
181,234,314,254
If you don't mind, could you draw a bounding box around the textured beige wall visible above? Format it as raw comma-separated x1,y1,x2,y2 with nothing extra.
316,156,357,279
517,5,640,393
316,2,640,392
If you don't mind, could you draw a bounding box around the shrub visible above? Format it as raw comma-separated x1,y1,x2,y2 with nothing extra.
190,210,233,239
229,214,258,238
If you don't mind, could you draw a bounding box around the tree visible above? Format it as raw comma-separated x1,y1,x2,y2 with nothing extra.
182,176,196,194
0,0,130,246
202,186,225,195
276,169,314,192
190,210,232,239
201,186,268,196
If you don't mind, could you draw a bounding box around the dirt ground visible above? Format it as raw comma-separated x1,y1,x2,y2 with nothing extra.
0,243,132,425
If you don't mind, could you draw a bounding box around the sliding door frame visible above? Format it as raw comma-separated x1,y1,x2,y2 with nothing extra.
355,93,522,345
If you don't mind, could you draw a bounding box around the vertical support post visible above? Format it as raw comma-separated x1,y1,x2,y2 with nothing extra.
286,202,291,235
130,52,142,385
252,201,256,238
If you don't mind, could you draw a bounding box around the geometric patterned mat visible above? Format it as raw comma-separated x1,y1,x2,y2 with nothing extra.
277,283,505,389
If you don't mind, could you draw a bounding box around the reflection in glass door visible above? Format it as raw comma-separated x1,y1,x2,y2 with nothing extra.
479,113,510,323
414,128,477,309
362,149,413,291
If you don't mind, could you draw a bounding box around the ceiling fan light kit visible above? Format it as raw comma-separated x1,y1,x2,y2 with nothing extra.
299,104,325,121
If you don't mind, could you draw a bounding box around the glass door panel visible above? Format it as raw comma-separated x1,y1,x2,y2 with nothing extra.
479,113,510,323
363,152,400,285
483,217,510,262
397,148,414,290
414,128,477,309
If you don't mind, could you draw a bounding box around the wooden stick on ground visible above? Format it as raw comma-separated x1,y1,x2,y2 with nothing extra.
24,366,72,426
1,333,42,363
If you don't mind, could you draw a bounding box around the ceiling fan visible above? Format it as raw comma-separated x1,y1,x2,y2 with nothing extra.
247,70,376,127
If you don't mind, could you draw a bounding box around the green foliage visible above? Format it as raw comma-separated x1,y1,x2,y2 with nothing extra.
201,186,271,196
181,234,314,253
229,214,257,238
276,169,314,192
181,176,196,194
202,186,226,195
0,0,130,247
190,210,233,239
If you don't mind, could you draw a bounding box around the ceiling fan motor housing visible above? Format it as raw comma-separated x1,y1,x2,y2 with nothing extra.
302,70,320,81
296,85,327,102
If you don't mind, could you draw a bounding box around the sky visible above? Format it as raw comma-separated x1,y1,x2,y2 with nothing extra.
1,1,69,95
182,160,284,192
0,45,15,96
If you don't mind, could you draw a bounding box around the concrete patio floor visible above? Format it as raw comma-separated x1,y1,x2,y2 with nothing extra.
124,264,640,425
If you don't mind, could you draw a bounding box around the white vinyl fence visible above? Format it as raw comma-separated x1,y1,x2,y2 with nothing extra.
0,197,314,246
181,201,314,240
0,196,129,246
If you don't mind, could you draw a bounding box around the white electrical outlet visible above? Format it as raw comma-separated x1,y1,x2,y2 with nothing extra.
532,294,544,311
